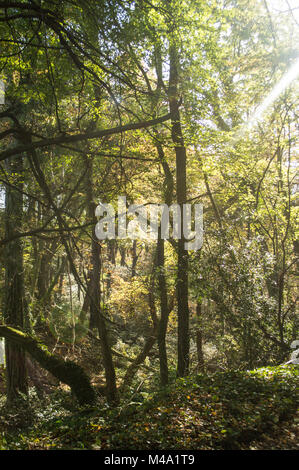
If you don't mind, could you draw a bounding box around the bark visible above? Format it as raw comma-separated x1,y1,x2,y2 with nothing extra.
84,152,119,405
168,42,190,377
4,154,28,402
120,246,126,266
106,240,116,297
108,240,116,266
150,47,174,387
131,240,138,278
79,275,92,323
36,247,51,301
157,231,169,386
196,301,204,372
0,325,96,406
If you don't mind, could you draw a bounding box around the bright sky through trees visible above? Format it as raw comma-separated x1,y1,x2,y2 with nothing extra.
239,56,299,135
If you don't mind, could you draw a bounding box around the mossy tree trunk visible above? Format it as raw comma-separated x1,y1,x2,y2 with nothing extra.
0,325,96,406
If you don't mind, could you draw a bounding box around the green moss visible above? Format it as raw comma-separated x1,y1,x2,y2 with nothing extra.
0,325,96,406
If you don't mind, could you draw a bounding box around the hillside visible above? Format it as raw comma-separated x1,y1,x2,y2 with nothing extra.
1,366,297,450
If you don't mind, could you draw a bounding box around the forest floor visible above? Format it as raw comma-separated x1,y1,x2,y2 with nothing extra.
0,365,298,450
240,413,298,450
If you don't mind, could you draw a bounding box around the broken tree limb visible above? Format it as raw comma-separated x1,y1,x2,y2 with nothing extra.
0,325,96,406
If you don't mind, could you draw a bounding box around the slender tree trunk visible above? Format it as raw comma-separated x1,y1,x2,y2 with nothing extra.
120,246,126,266
157,231,169,385
131,240,138,278
106,240,115,298
168,42,190,377
4,155,28,402
37,248,50,301
79,274,92,322
84,153,119,405
108,240,116,265
196,301,204,372
150,46,174,384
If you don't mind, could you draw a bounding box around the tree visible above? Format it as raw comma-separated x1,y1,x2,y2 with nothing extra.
4,151,28,402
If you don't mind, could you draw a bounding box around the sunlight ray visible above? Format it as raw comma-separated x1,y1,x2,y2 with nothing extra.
236,56,299,138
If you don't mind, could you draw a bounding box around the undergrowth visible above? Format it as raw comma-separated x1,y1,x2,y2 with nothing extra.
0,365,297,450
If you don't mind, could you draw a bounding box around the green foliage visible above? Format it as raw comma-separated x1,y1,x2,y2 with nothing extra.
0,366,297,450
0,0,298,450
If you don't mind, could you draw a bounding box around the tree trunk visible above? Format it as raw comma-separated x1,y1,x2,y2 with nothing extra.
84,153,119,405
168,42,190,377
0,326,96,406
131,240,138,278
154,130,173,386
120,246,126,266
4,155,28,402
157,232,169,386
196,301,204,372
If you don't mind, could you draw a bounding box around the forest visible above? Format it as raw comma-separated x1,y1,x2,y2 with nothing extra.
0,0,298,452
